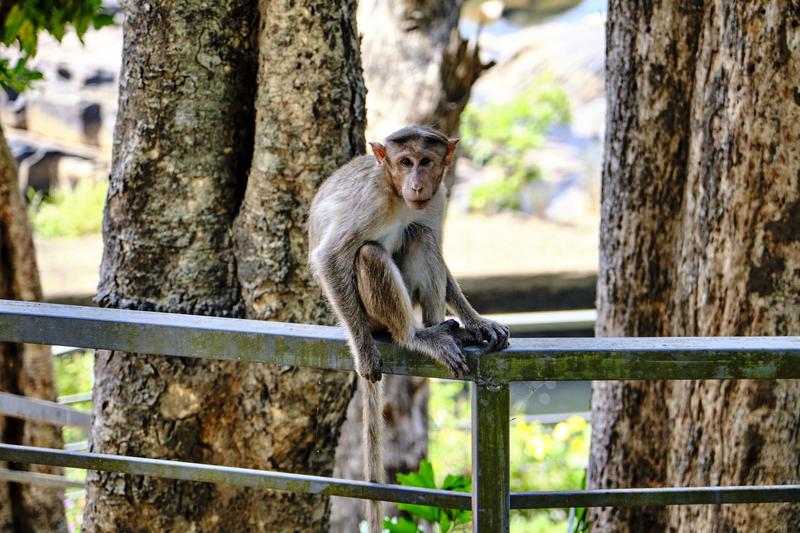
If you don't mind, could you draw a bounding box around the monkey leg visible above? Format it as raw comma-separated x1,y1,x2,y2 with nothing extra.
397,228,446,327
355,243,470,377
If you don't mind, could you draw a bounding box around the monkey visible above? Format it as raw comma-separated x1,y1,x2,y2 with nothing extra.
308,125,509,532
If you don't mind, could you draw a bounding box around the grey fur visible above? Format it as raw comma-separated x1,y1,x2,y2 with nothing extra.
308,126,509,532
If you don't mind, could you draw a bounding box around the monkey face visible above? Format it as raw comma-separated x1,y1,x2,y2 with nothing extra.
370,137,459,210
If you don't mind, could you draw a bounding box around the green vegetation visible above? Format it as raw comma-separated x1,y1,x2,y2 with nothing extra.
28,179,107,237
53,350,93,533
384,460,471,533
460,75,571,213
428,380,590,532
1,1,113,92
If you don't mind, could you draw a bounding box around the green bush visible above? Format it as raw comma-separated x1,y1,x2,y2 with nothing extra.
28,179,107,237
384,460,471,533
427,380,589,532
460,75,571,213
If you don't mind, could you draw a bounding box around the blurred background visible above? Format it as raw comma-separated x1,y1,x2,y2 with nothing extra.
3,1,605,531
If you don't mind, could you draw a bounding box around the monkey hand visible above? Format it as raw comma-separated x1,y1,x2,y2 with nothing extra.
464,317,510,353
356,346,383,382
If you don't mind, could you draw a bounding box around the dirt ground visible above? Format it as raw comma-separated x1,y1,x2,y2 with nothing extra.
34,213,599,300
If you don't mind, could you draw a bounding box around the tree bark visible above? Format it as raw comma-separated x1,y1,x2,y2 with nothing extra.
591,1,800,531
231,0,365,529
83,1,259,530
84,0,366,530
331,1,489,529
0,123,65,531
358,0,490,140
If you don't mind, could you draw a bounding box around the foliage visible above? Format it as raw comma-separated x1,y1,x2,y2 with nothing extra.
428,380,590,532
385,460,471,533
53,350,93,398
53,350,93,532
27,179,107,237
460,75,571,213
0,0,113,92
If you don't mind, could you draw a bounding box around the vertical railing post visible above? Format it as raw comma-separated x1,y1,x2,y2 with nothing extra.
471,381,510,532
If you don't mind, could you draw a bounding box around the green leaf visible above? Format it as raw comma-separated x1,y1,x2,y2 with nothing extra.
383,516,420,533
396,460,436,489
92,13,115,30
439,513,452,533
441,474,471,492
3,5,25,44
396,503,440,523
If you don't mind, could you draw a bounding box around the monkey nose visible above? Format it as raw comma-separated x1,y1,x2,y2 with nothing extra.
411,184,424,192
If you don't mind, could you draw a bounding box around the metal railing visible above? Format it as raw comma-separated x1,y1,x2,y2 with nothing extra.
0,300,799,531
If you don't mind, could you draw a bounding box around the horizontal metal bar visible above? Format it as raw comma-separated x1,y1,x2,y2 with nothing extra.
52,345,85,357
0,444,470,509
3,443,795,510
0,392,92,428
64,441,89,452
483,310,596,333
57,392,92,405
1,300,799,382
0,467,84,489
511,486,800,508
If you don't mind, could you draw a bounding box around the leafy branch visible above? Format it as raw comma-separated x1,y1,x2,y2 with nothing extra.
1,1,113,93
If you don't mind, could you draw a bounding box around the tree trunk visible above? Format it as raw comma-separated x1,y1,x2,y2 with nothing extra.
230,0,365,529
83,0,258,530
84,0,366,530
0,124,65,531
331,1,489,529
591,1,800,531
358,0,489,140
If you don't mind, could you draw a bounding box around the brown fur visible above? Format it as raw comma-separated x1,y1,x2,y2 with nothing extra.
308,125,509,532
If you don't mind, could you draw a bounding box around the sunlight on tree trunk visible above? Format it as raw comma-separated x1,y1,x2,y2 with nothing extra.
591,2,800,531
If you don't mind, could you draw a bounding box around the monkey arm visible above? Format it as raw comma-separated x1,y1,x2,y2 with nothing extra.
445,268,510,352
313,240,383,382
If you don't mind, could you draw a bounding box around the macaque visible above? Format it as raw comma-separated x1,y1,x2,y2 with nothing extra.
308,125,509,532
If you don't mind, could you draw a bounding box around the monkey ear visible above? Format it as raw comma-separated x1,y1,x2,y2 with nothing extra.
445,138,459,165
369,142,387,165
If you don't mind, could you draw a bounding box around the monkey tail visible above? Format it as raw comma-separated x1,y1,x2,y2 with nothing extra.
362,379,384,533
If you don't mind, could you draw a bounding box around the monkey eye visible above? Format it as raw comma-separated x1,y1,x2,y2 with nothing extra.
400,157,413,168
420,157,432,167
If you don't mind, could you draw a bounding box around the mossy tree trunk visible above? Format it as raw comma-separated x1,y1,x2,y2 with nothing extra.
83,0,364,531
591,2,800,531
0,124,66,531
332,1,489,529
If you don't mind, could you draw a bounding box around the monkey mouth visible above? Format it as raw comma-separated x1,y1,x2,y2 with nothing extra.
405,198,431,210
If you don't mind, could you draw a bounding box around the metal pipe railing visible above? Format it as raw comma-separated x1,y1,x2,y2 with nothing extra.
0,300,798,532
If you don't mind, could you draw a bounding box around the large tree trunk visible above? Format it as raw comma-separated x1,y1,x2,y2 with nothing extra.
83,1,259,530
84,0,365,530
591,2,800,531
230,0,365,529
0,124,65,531
331,1,489,529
